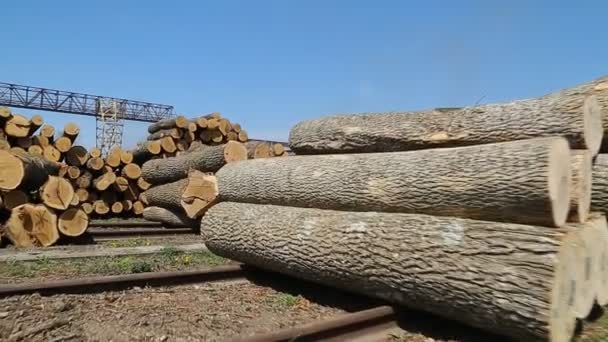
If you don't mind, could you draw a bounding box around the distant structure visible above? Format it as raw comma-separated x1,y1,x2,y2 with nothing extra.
0,82,174,155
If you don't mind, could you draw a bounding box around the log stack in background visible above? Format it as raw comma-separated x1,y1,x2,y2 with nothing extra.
196,76,608,342
139,113,287,228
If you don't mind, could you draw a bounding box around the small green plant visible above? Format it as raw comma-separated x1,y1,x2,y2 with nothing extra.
275,293,300,307
160,245,179,258
130,260,154,273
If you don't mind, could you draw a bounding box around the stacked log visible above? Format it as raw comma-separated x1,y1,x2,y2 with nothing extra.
196,76,608,341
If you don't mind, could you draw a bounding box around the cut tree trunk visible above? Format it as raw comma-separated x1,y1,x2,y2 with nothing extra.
86,157,104,172
0,107,12,121
4,114,31,137
40,176,75,210
289,85,604,155
122,199,133,211
245,141,272,159
81,202,93,215
147,128,181,140
121,163,141,179
27,145,43,156
160,136,177,153
201,202,582,342
58,208,89,237
589,213,608,306
65,145,89,166
75,170,93,189
75,188,89,203
6,203,59,247
105,148,122,168
143,179,187,211
63,123,80,141
272,143,285,156
93,200,110,215
132,201,145,215
143,206,198,228
238,130,248,142
142,141,247,185
216,137,572,227
89,147,102,158
93,172,117,191
43,145,61,162
137,177,151,191
591,154,608,214
132,140,162,164
66,166,80,179
28,115,44,135
0,150,60,190
568,150,592,223
148,118,177,134
180,170,218,218
3,190,29,210
54,136,72,153
120,150,133,165
39,124,55,139
113,176,129,192
111,202,124,214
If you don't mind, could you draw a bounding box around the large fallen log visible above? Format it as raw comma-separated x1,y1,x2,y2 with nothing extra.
132,140,162,164
58,208,89,237
201,202,583,342
40,176,75,210
142,141,247,185
6,203,59,247
0,150,60,190
289,79,605,155
216,137,572,227
143,206,199,228
142,178,187,211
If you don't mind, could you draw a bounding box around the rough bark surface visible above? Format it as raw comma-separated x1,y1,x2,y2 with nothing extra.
148,118,177,134
147,128,181,140
65,145,89,166
568,150,592,223
142,141,247,185
202,202,581,342
591,154,608,214
143,179,187,211
217,137,572,227
143,206,199,228
289,84,604,155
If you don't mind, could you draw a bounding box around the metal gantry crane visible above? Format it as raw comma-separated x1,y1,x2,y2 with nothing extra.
0,82,174,155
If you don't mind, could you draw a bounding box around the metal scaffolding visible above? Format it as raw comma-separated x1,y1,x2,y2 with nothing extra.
96,99,125,155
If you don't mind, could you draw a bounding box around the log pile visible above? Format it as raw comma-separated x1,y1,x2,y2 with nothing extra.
0,108,151,247
195,76,608,341
139,113,286,228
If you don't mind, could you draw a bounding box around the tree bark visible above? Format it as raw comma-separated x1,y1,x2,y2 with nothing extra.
62,122,80,141
591,154,608,214
148,118,177,134
202,202,583,342
143,206,198,228
289,81,604,155
568,150,591,223
6,204,59,247
217,137,572,227
142,141,247,185
3,190,28,210
131,140,161,164
589,213,608,306
58,208,89,237
40,176,75,210
147,128,181,140
0,150,60,190
75,170,93,189
143,178,187,211
28,115,44,136
65,145,89,166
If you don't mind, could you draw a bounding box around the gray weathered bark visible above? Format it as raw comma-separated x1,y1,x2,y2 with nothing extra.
143,206,199,229
217,137,572,227
148,118,177,134
568,150,591,223
591,154,608,214
147,128,181,141
142,178,187,211
202,202,582,342
289,80,604,155
142,141,247,185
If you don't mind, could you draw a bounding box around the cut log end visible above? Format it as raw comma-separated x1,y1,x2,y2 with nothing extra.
5,115,31,138
224,141,248,163
63,122,80,138
132,201,145,215
43,145,62,162
93,200,110,215
40,124,55,138
58,208,89,237
0,150,25,190
41,176,75,210
120,150,134,164
548,139,572,227
89,147,102,158
81,202,94,215
122,163,142,180
6,204,59,247
180,171,218,218
54,136,72,153
147,140,162,155
583,96,603,156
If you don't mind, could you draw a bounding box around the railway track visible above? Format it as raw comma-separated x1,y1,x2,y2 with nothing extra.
87,227,194,241
0,264,407,341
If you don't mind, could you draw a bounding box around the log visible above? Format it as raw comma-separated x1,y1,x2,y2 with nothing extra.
111,202,124,214
15,137,32,149
124,182,140,202
28,114,44,135
113,176,129,192
63,122,80,141
143,179,186,211
218,119,232,136
86,157,104,171
43,145,62,162
226,132,238,141
143,206,198,228
66,166,81,179
160,136,177,153
238,130,248,142
120,150,133,165
244,141,272,159
180,170,218,218
89,147,102,158
136,177,151,191
75,188,89,203
195,117,208,129
122,199,133,211
0,139,10,150
6,204,59,247
34,135,50,147
4,114,31,137
590,213,608,306
93,172,117,191
3,190,28,210
93,200,110,215
148,118,177,134
0,107,11,121
39,124,55,139
132,200,145,215
216,137,572,227
289,86,604,156
105,147,122,168
65,145,89,166
9,147,26,155
54,136,72,153
138,192,148,205
27,145,43,156
41,176,75,210
142,141,247,185
81,202,94,215
0,150,60,190
591,154,608,215
175,116,190,129
75,170,93,189
147,128,181,141
57,163,69,178
568,150,592,223
272,143,285,156
204,112,222,120
58,208,89,237
201,202,582,342
70,191,80,206
207,118,220,129
121,163,141,179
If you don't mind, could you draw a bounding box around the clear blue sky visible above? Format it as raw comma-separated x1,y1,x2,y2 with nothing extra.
1,0,606,149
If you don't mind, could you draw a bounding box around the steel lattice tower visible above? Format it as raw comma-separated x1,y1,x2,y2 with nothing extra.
96,98,125,156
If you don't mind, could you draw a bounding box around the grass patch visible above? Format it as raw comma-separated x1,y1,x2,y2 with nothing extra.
0,250,227,281
101,239,153,248
273,293,301,307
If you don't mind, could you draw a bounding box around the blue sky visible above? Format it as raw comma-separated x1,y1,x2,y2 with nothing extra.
1,0,606,149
